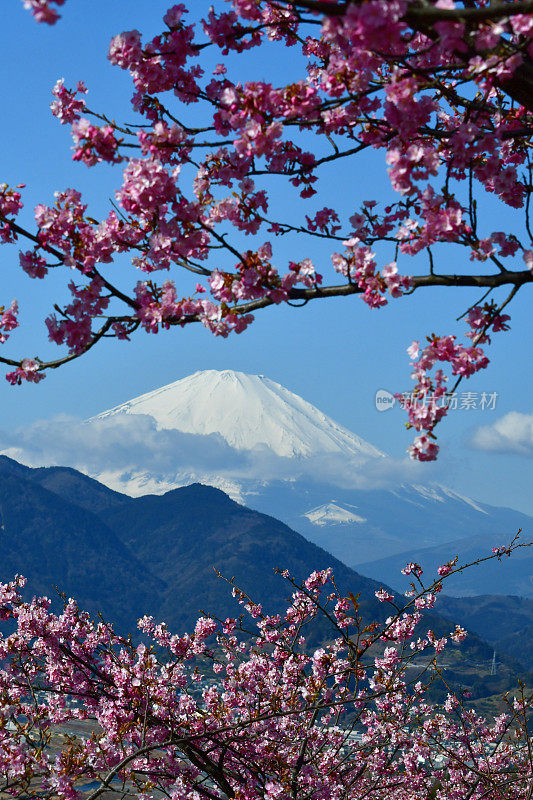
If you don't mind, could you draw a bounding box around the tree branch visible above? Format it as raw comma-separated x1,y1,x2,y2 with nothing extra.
283,0,533,112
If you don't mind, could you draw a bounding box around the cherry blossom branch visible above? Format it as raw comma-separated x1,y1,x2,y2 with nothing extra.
284,0,533,24
284,0,533,112
9,0,533,464
0,267,529,379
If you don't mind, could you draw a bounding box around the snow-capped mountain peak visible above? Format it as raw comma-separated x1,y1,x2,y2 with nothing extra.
95,369,385,461
304,502,367,526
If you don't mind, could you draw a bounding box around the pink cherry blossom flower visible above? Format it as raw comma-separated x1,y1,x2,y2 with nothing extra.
407,340,420,359
6,358,44,385
22,0,65,25
50,79,87,124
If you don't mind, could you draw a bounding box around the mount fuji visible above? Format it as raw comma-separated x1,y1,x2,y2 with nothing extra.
88,369,533,595
95,369,384,461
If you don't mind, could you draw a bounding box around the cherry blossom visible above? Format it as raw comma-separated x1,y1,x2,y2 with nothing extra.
0,300,19,344
0,543,532,800
50,79,87,124
6,357,44,385
22,0,65,25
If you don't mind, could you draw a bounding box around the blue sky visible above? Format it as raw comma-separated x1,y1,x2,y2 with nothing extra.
1,0,532,516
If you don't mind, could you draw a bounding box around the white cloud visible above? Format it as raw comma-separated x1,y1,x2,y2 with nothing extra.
468,411,533,456
239,448,437,490
0,414,249,474
0,413,441,498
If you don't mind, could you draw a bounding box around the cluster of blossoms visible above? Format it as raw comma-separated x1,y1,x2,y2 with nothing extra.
0,183,24,244
209,243,323,307
0,300,19,345
400,299,512,459
134,279,254,337
71,119,122,166
0,550,531,800
137,120,192,164
50,79,87,124
0,298,44,385
5,358,44,386
6,1,533,460
466,302,511,344
21,0,65,25
332,238,412,308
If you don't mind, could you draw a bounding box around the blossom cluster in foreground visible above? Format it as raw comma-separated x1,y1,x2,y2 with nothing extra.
0,539,532,800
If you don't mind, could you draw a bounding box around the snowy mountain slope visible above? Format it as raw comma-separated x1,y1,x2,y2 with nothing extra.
94,369,384,460
304,503,367,526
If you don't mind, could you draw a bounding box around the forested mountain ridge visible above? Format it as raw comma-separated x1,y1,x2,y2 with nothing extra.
0,455,526,700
